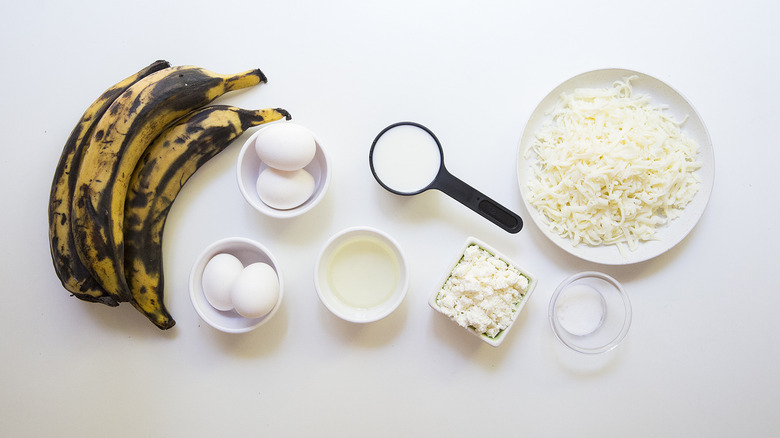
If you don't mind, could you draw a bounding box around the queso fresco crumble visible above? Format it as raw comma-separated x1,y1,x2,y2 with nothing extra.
436,244,530,338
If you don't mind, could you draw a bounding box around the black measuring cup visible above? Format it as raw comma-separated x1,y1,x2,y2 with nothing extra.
369,121,523,234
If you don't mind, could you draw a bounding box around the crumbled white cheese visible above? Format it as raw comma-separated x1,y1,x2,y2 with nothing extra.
436,245,529,338
526,77,702,254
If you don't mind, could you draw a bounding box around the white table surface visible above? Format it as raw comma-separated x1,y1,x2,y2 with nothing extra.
3,1,779,436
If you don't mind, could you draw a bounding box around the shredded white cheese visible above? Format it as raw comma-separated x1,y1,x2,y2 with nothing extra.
436,245,529,338
526,77,702,254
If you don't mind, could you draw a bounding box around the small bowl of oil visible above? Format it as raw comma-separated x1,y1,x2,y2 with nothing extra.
314,226,409,323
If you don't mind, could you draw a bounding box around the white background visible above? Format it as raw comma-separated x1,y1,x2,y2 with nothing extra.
2,0,778,436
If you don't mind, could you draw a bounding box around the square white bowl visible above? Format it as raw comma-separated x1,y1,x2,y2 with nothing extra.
429,237,537,347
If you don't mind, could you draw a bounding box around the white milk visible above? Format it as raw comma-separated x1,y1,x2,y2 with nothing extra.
555,284,606,336
326,236,399,309
372,124,442,193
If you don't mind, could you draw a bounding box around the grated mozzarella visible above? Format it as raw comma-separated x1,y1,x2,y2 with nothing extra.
526,77,701,254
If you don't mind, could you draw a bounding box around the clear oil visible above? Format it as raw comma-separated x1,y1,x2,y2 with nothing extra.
327,236,399,309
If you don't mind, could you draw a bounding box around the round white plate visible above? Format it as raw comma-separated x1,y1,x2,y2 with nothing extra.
517,68,715,265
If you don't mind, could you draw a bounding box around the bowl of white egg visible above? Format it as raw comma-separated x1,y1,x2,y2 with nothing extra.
189,237,283,333
237,121,330,218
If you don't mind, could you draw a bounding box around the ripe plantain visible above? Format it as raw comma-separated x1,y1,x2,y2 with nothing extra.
124,105,291,329
48,60,171,306
72,66,266,304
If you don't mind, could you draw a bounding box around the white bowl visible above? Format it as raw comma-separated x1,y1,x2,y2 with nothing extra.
236,122,331,219
189,237,283,333
429,237,537,347
549,271,632,354
315,227,408,323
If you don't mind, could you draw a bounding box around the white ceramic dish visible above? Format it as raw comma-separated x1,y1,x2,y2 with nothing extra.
315,226,409,323
517,68,715,265
237,122,331,219
189,237,283,333
429,237,537,347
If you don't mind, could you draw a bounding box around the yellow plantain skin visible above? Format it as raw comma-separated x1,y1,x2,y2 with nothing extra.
48,60,171,306
72,66,266,304
124,105,291,329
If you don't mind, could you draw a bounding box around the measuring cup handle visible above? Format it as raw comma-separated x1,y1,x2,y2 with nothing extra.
432,170,523,234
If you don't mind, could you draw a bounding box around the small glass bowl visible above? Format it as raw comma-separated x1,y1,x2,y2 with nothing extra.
236,122,331,219
549,271,631,354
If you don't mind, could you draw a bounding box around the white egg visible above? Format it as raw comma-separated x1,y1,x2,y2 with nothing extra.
230,262,280,319
254,123,317,171
256,167,316,210
201,253,244,311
